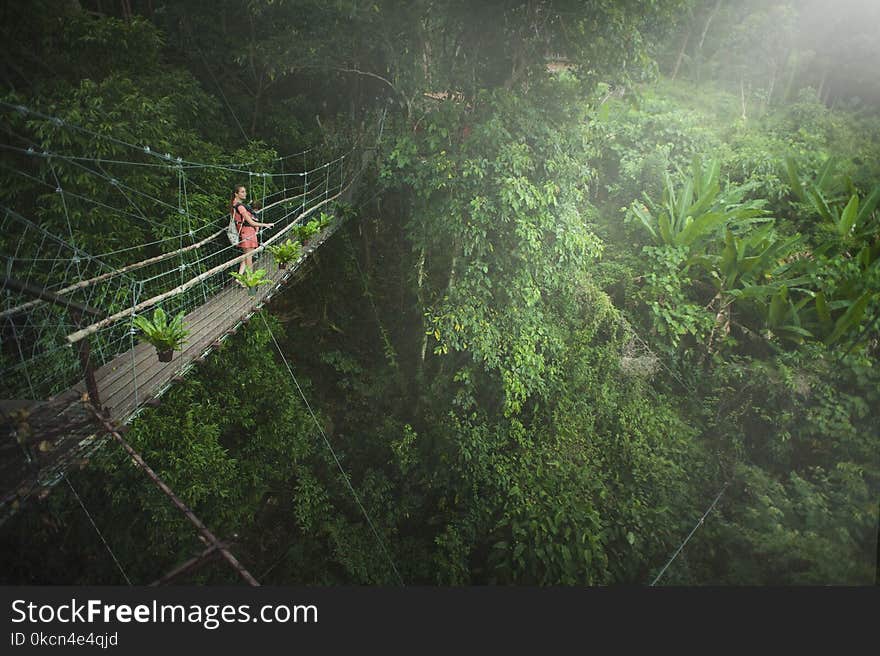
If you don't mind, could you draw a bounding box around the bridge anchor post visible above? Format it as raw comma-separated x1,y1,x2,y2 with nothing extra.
69,309,101,408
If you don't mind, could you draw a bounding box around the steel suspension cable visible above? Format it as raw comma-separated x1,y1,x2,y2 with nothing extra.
259,311,405,586
650,481,729,586
64,473,133,585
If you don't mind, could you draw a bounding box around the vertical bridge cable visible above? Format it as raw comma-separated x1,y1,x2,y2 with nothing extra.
259,312,406,586
195,47,250,143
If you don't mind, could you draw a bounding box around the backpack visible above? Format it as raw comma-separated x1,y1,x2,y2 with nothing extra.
226,202,257,246
226,212,240,246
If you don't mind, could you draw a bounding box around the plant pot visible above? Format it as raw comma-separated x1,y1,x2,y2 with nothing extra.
157,348,173,362
278,262,287,270
247,286,257,297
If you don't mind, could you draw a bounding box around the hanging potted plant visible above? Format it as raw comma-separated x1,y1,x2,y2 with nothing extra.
132,307,189,362
317,211,334,230
295,219,321,247
267,239,302,270
230,268,272,296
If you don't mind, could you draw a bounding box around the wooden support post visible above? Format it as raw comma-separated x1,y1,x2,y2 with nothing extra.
149,544,222,586
87,405,259,587
76,334,101,408
69,309,101,408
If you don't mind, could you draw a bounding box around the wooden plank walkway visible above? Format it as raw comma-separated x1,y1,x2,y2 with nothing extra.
0,224,339,518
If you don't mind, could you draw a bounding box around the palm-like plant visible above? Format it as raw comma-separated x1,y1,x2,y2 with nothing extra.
630,156,771,250
267,239,302,269
716,225,803,291
295,217,326,244
230,268,272,296
317,211,334,229
132,307,189,362
784,156,880,242
783,156,879,345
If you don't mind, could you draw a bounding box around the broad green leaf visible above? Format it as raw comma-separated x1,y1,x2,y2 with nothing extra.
808,188,834,224
838,194,859,236
825,292,873,345
768,286,789,327
676,177,694,233
815,292,832,330
631,203,657,240
677,211,728,246
815,156,838,192
855,185,880,231
784,156,807,203
658,211,672,245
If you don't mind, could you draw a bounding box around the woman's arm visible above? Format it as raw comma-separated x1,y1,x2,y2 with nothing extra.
238,205,275,228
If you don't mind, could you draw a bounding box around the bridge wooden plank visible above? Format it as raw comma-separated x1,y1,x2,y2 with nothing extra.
90,262,283,419
103,287,264,421
88,251,278,401
92,283,242,402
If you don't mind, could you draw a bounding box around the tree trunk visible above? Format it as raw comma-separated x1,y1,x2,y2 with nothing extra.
361,218,372,276
250,89,259,137
764,63,777,113
416,247,428,377
694,0,722,84
671,28,690,81
816,65,828,103
781,48,798,103
421,23,432,88
698,0,722,52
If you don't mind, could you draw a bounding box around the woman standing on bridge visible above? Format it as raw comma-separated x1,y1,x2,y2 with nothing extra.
231,184,274,279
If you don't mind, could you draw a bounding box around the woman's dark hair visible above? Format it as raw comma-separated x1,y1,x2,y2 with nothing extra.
230,184,245,215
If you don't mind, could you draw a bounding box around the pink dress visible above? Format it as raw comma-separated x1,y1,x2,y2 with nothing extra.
234,204,259,249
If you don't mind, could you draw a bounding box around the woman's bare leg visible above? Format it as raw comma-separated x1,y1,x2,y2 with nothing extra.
239,248,254,275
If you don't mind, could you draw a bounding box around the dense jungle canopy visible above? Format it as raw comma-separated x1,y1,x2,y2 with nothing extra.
1,0,878,585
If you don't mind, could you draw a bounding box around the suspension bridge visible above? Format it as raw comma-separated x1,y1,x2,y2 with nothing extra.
0,100,374,581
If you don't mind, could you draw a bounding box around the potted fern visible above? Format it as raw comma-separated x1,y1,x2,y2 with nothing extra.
267,239,302,269
230,268,272,296
317,211,334,230
132,307,189,362
295,219,321,245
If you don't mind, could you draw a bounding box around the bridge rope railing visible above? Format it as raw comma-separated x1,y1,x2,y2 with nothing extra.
0,184,315,323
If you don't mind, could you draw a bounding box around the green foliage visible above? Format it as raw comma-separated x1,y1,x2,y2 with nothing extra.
638,244,715,350
4,1,879,589
267,239,302,266
629,156,770,249
714,225,802,291
229,268,272,289
132,307,189,352
784,156,880,243
290,213,333,245
588,85,726,209
606,86,880,355
294,219,322,243
677,352,880,584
